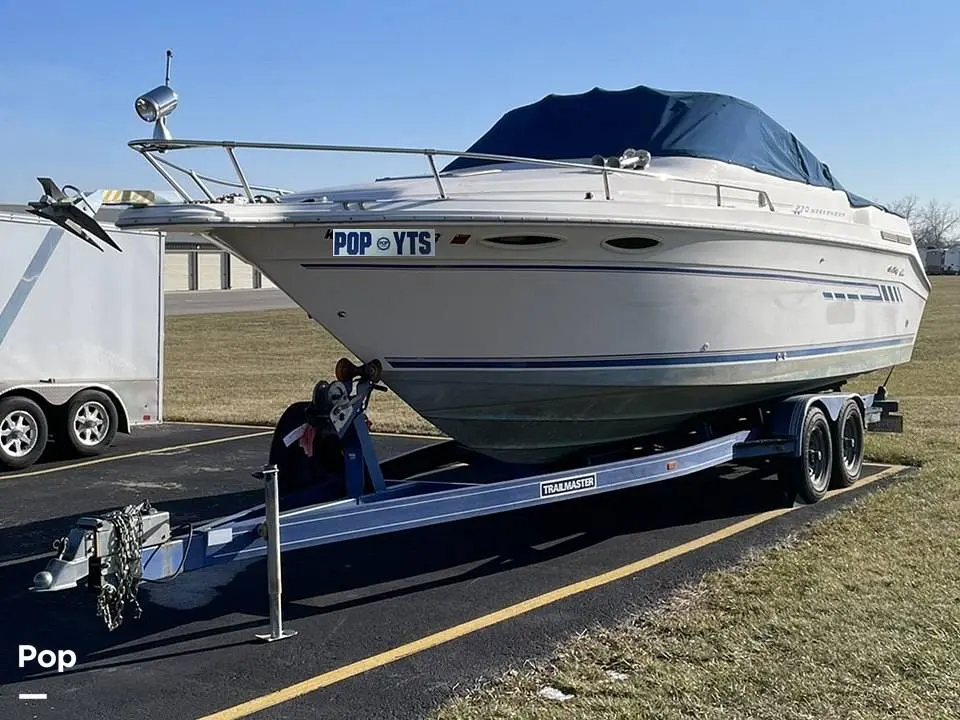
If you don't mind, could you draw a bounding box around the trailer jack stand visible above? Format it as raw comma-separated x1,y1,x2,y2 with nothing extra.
253,463,297,643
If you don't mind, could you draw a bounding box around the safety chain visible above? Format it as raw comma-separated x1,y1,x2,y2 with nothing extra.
95,501,149,631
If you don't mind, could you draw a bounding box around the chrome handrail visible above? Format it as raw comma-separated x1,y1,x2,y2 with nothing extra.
128,138,776,211
149,152,294,199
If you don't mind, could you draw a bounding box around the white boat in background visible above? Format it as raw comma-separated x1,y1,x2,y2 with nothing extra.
36,81,931,464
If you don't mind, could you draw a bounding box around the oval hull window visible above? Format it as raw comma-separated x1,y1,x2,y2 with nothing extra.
602,237,660,251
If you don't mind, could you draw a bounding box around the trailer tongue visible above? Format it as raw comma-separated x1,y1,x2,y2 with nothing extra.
28,357,903,636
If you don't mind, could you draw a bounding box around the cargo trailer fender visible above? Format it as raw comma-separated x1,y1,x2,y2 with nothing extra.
0,382,131,433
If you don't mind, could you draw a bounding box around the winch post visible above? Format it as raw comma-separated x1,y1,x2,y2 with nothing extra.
343,403,387,497
254,463,297,643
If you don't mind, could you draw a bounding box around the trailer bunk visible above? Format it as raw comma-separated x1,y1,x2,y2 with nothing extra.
28,358,904,636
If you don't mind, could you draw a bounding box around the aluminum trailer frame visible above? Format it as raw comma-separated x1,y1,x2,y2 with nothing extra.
27,358,904,636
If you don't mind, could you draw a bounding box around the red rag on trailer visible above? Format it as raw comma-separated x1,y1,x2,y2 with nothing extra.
299,425,316,457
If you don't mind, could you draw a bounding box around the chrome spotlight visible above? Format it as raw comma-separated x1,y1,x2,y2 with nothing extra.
135,49,178,141
135,85,178,123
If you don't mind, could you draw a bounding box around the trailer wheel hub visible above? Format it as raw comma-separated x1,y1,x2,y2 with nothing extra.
1,410,38,457
73,402,108,446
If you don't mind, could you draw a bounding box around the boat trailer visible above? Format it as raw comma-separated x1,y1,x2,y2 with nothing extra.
28,358,904,639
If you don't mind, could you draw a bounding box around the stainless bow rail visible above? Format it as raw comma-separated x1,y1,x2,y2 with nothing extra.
128,138,777,211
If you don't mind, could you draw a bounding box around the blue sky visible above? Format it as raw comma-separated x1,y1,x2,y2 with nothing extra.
1,0,956,208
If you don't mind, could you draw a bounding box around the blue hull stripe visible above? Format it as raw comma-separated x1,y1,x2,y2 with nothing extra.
823,290,885,302
301,262,891,291
385,335,913,370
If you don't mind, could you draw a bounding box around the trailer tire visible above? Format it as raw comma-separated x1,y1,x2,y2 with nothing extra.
63,390,118,457
830,399,864,489
780,404,833,504
0,396,49,470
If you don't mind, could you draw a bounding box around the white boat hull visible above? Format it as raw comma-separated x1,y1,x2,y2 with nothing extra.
200,219,925,462
104,84,931,464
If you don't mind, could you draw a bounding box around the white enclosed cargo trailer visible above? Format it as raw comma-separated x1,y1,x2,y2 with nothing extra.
0,186,163,470
924,247,960,275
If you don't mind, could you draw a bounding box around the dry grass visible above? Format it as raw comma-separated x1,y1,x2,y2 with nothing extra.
163,309,439,435
164,279,960,720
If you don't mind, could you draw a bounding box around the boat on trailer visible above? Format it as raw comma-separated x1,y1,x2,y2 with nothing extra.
24,65,920,635
106,82,927,464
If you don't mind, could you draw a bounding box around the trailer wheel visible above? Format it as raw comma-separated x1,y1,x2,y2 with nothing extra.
831,399,864,489
780,405,833,504
63,390,118,457
0,396,49,470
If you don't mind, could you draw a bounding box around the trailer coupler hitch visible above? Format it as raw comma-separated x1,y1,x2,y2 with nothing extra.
30,503,172,629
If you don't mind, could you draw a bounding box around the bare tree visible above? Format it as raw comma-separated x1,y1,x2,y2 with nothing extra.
917,200,960,248
887,195,960,248
888,194,919,223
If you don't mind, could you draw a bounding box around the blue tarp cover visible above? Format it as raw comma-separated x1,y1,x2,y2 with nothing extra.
443,85,878,210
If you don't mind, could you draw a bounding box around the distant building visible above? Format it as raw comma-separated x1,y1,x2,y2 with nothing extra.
924,247,960,275
163,232,275,291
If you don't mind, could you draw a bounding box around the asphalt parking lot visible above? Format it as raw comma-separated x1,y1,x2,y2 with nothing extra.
0,422,910,720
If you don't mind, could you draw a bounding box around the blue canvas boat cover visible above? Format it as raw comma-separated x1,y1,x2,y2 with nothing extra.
443,85,880,211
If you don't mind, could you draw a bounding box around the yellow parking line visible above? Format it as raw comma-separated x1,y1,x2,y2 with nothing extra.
165,421,275,430
0,431,273,481
197,463,908,720
371,430,445,440
166,420,441,441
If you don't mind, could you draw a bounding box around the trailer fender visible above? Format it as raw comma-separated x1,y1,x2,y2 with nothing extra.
0,383,131,434
767,393,864,458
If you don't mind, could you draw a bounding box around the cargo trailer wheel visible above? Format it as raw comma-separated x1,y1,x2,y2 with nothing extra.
0,396,49,470
63,390,118,457
831,399,864,489
779,405,833,504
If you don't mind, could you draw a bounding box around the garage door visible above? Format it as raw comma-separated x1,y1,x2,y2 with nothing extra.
163,252,189,291
197,252,222,290
259,271,276,289
229,254,254,289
